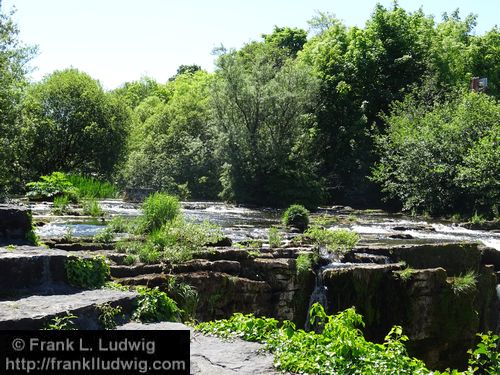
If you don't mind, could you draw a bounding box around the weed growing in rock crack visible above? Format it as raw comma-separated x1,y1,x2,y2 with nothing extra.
296,253,316,278
451,271,477,294
133,287,181,323
43,313,77,330
98,303,123,330
107,216,132,233
82,198,104,217
66,255,110,289
304,226,360,253
104,281,128,291
52,195,70,215
93,227,114,243
63,227,74,241
396,267,415,282
268,227,282,248
166,279,199,322
123,254,137,266
136,218,223,264
6,244,15,251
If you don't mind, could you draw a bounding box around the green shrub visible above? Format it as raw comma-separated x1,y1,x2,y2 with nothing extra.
43,313,78,330
108,216,132,233
123,254,137,266
136,218,223,264
373,92,500,217
268,227,282,248
166,279,199,322
98,303,123,330
451,271,477,294
133,287,181,323
52,195,70,215
467,332,500,374
93,227,114,243
65,256,110,289
304,226,360,253
282,204,309,232
296,253,314,277
396,267,415,282
67,174,117,198
197,303,429,374
82,198,103,217
470,212,486,225
141,193,181,233
26,172,79,201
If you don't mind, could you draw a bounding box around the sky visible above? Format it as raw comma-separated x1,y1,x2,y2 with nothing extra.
3,0,498,90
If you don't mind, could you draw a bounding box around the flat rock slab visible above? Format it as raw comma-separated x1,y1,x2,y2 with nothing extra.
0,289,138,329
0,246,71,297
117,322,284,374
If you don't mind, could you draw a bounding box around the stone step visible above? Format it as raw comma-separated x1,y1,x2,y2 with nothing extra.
0,246,71,298
115,273,169,288
0,289,138,330
116,322,285,375
53,242,115,251
110,264,164,278
171,259,240,275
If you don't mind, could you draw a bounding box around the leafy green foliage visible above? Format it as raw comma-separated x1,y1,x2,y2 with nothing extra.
93,227,114,243
304,226,360,253
450,271,477,295
26,172,78,201
140,193,180,233
43,313,77,330
165,279,199,322
268,227,282,248
213,40,323,207
123,71,220,199
197,303,430,374
373,92,499,217
65,256,110,289
97,303,123,330
67,174,117,198
107,216,133,233
282,204,309,232
0,6,36,199
138,217,223,264
466,332,500,375
295,253,315,278
21,68,131,180
133,287,181,323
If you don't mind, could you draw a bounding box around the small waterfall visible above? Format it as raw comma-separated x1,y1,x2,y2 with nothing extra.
305,266,328,332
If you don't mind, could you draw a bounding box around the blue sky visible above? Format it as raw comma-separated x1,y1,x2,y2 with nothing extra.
3,0,498,89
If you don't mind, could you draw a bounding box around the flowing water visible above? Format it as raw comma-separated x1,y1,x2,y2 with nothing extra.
32,200,500,251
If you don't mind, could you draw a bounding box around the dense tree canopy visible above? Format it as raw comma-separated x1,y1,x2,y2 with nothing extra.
0,5,36,197
0,2,497,217
21,69,131,180
373,92,499,216
212,41,323,207
123,70,220,198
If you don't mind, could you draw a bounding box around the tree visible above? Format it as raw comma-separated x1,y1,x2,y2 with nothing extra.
212,43,323,207
0,4,36,197
124,70,220,199
372,92,499,217
21,68,131,180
